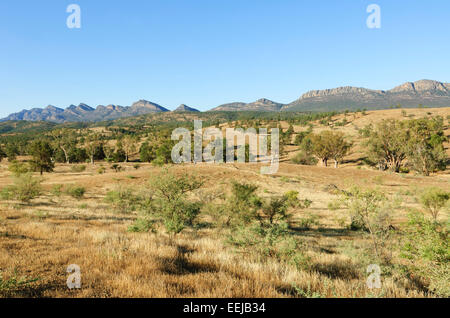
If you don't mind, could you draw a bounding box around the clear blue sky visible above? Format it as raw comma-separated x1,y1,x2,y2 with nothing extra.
1,0,449,116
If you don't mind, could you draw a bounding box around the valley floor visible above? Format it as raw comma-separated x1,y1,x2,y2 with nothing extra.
0,162,448,297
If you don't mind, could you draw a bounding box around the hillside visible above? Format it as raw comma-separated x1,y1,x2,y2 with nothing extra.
283,80,450,111
2,79,449,123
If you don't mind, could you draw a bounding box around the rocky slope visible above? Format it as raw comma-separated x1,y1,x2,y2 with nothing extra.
282,80,450,111
173,104,200,112
1,100,169,123
210,98,284,112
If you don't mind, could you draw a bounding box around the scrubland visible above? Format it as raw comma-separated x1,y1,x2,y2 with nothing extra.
0,108,449,298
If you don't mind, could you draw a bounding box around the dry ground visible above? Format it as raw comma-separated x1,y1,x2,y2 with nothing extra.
0,107,449,298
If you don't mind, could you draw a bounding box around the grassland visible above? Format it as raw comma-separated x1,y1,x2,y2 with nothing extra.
0,107,449,298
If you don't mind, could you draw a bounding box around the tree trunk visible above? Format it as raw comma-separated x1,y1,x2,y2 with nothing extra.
62,147,70,164
334,160,338,168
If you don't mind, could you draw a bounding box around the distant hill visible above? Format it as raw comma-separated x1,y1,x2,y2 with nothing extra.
2,80,449,123
173,104,200,112
210,98,284,112
282,80,450,111
1,100,169,123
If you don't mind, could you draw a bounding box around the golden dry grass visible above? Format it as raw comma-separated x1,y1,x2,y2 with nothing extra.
0,107,449,298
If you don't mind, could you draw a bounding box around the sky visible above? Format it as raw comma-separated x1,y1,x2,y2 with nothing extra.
0,0,449,116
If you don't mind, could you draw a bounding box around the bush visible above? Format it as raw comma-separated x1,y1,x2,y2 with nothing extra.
8,161,31,177
110,164,122,172
133,163,141,170
50,184,64,197
341,187,394,260
419,187,449,221
138,170,204,235
292,151,318,165
65,185,86,199
70,165,86,173
298,213,320,229
128,218,155,233
105,186,140,214
225,182,261,226
1,173,42,203
400,212,449,297
97,166,106,174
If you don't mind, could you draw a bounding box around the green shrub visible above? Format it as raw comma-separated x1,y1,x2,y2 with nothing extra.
110,164,122,172
225,182,261,226
419,187,449,221
0,271,39,296
133,163,141,170
97,166,106,174
65,185,86,199
292,151,318,166
138,170,204,235
341,187,394,259
400,212,449,297
128,218,155,233
50,184,64,197
105,186,139,214
1,173,42,203
298,213,320,229
71,165,86,173
8,161,31,177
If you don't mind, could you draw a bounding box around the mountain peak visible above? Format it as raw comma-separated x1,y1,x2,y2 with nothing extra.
389,79,448,94
130,99,169,113
174,104,200,112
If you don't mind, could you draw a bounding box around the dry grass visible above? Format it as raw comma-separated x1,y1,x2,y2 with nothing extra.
0,108,449,298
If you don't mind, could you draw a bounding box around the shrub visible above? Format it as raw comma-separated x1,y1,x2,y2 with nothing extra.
71,165,86,173
97,166,106,174
128,218,155,233
419,187,450,221
298,213,320,229
133,163,141,170
225,182,261,226
139,170,203,235
50,184,64,197
291,151,318,165
1,173,42,203
110,164,122,172
8,161,30,177
341,187,394,260
65,185,86,199
105,186,140,214
400,212,449,297
0,271,39,296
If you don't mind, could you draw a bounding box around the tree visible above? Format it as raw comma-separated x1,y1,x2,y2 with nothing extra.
51,128,77,164
365,119,409,172
4,143,19,161
29,140,55,175
305,131,351,167
155,140,174,164
121,135,139,162
308,132,331,166
328,132,352,168
406,117,447,176
140,141,156,162
103,144,116,162
420,187,450,221
84,132,101,165
0,146,6,162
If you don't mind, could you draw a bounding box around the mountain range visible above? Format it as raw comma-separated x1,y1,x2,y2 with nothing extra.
2,80,449,123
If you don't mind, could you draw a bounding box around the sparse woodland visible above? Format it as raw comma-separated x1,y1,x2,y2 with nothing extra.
0,107,449,298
